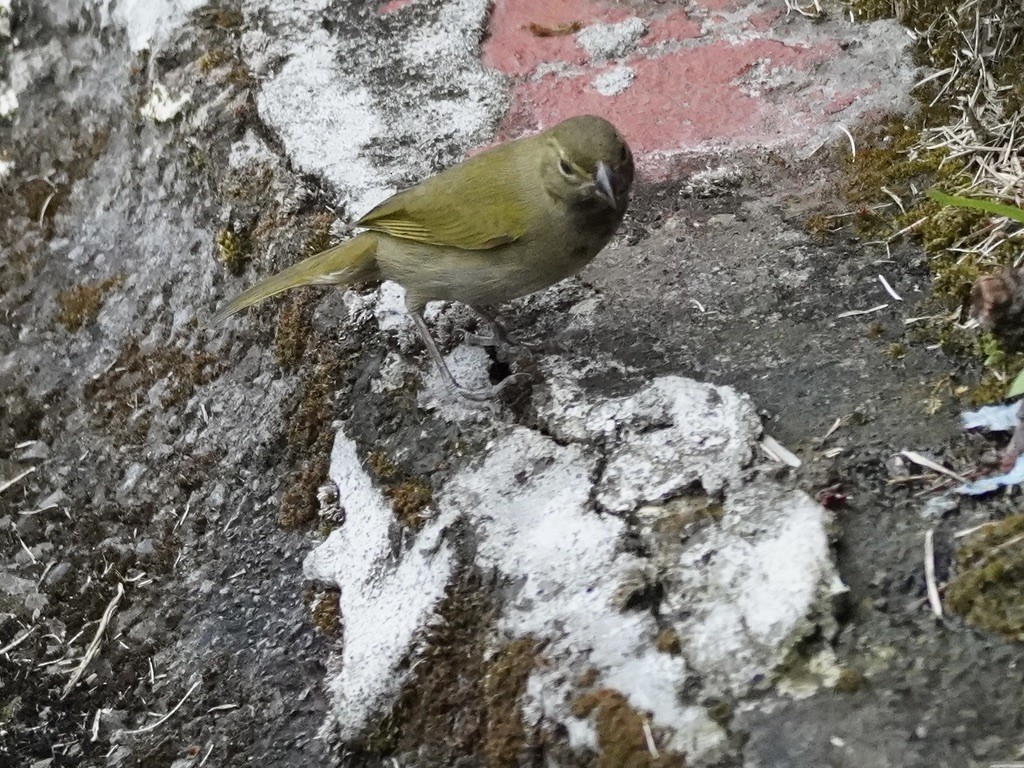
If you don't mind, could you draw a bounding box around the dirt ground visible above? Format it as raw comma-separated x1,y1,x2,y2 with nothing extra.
2,1,1024,767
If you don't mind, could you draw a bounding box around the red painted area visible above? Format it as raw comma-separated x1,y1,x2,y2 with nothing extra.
378,0,416,14
501,39,840,173
823,91,857,115
749,8,784,31
481,0,878,177
644,10,702,46
482,0,629,76
692,0,748,11
823,87,873,115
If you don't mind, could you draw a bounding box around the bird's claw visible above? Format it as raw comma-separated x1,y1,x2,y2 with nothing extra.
451,371,532,402
455,328,537,364
456,328,502,347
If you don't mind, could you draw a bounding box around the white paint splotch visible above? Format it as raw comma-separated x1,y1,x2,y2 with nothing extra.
96,0,208,52
303,434,457,740
440,425,728,759
248,0,507,218
307,370,842,762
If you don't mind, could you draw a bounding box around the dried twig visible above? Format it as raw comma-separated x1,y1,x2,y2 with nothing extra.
641,716,660,758
900,450,967,483
820,416,842,443
761,435,802,468
837,303,889,319
836,123,856,159
526,20,582,37
118,680,201,736
953,520,999,539
924,529,943,618
878,274,903,301
0,466,36,496
62,583,124,699
0,625,37,655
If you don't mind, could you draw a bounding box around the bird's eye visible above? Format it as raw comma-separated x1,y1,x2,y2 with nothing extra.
559,158,573,176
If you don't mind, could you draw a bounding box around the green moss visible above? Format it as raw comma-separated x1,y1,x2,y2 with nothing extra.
915,201,986,254
215,227,249,275
226,65,255,88
197,5,244,29
84,339,220,440
654,627,681,655
56,275,125,332
947,514,1024,639
887,342,907,360
279,455,329,529
386,479,433,530
804,212,837,240
834,667,868,693
847,0,895,21
833,4,1024,389
189,149,209,171
844,119,948,209
308,586,342,636
273,290,316,370
964,334,1024,406
483,637,537,768
197,48,231,73
930,250,981,305
279,352,347,529
286,357,343,453
367,450,402,481
365,573,496,761
365,450,434,529
705,699,733,728
570,689,686,768
303,212,336,256
225,164,275,201
0,696,22,725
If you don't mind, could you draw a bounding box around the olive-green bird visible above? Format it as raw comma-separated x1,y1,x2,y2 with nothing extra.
212,114,634,399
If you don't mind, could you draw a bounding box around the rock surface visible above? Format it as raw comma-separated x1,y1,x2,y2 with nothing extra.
2,1,1024,767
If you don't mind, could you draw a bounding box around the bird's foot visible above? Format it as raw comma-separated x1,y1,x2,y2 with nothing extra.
411,309,534,402
456,327,536,364
457,329,505,347
449,371,532,402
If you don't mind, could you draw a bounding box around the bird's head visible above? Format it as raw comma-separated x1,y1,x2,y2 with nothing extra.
541,115,634,215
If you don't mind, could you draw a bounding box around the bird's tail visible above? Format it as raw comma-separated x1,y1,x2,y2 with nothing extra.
210,232,380,324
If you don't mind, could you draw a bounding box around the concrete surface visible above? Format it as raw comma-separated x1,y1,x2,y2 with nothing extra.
2,1,1023,767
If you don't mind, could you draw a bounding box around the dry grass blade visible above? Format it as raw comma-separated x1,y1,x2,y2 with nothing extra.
837,303,889,318
900,450,967,483
924,529,943,618
878,274,903,301
761,435,802,468
0,625,37,655
784,0,823,17
118,680,201,736
61,582,124,699
914,0,1024,283
0,466,36,496
641,716,660,757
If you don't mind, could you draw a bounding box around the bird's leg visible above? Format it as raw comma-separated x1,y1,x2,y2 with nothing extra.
460,305,513,348
410,311,527,401
468,305,539,363
468,305,512,348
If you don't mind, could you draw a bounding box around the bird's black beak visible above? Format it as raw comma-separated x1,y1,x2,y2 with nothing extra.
594,162,617,208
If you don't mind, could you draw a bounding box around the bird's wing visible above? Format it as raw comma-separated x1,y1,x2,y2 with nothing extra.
356,149,528,251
